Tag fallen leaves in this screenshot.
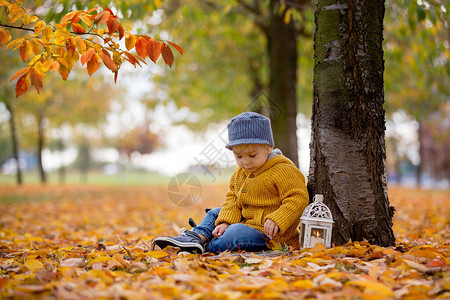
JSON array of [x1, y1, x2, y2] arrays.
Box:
[[0, 185, 448, 299]]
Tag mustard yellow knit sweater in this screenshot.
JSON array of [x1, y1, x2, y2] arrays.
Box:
[[215, 154, 309, 248]]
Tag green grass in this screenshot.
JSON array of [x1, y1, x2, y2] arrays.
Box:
[[0, 169, 234, 186], [0, 170, 170, 186]]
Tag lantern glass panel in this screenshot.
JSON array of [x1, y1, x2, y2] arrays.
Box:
[[309, 226, 326, 247], [300, 224, 306, 247]]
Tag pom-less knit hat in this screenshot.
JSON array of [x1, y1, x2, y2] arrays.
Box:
[[225, 112, 274, 149]]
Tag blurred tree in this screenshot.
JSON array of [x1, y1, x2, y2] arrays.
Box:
[[0, 47, 23, 184], [18, 71, 116, 183], [384, 1, 449, 187], [153, 0, 315, 166], [116, 124, 160, 159], [73, 137, 91, 183], [308, 0, 395, 246]]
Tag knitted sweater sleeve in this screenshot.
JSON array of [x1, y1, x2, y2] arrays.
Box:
[[263, 165, 309, 235], [215, 169, 242, 226]]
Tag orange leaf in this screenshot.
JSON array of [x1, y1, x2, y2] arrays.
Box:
[[147, 39, 162, 63], [106, 18, 119, 35], [161, 43, 174, 67], [15, 74, 29, 98], [50, 61, 60, 71], [94, 10, 110, 25], [135, 37, 148, 59], [71, 23, 86, 34], [124, 51, 140, 67], [80, 48, 95, 65], [19, 40, 32, 62], [87, 56, 100, 76], [0, 29, 12, 48], [100, 53, 117, 72], [62, 11, 79, 25], [58, 64, 69, 80], [166, 41, 183, 55], [30, 67, 43, 93], [11, 66, 30, 81]]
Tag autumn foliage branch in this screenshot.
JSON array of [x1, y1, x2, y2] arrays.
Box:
[[0, 0, 183, 97]]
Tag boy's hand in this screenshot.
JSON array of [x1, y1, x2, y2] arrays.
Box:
[[212, 223, 229, 238], [264, 219, 279, 238]]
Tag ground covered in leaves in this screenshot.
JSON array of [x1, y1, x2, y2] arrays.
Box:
[[0, 184, 449, 299]]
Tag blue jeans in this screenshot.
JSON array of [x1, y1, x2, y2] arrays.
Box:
[[192, 207, 270, 254]]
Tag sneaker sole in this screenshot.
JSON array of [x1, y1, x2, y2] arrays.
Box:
[[153, 237, 204, 254]]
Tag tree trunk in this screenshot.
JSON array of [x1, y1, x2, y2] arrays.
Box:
[[37, 115, 47, 184], [267, 0, 299, 166], [308, 0, 395, 246], [416, 120, 423, 188], [5, 101, 22, 185]]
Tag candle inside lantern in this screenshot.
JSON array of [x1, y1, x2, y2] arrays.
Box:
[[309, 228, 325, 247]]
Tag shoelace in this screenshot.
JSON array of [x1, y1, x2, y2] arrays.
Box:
[[179, 228, 202, 243]]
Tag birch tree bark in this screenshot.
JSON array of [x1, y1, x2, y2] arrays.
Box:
[[308, 0, 396, 246]]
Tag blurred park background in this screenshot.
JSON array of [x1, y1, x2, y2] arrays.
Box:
[[0, 0, 448, 189]]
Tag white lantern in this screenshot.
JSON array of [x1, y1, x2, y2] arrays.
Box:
[[299, 194, 334, 249]]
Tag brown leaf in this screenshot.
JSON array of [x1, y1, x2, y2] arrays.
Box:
[[106, 18, 119, 35], [161, 43, 174, 67]]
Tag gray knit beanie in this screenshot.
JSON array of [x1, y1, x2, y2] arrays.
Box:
[[225, 112, 275, 149]]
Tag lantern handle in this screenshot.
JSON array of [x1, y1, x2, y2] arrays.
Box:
[[313, 194, 324, 203]]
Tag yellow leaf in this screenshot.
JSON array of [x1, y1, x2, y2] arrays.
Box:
[[346, 280, 393, 297], [125, 33, 137, 51], [42, 25, 53, 43], [284, 9, 292, 24], [90, 256, 111, 264], [326, 246, 349, 255], [30, 38, 41, 55], [74, 36, 86, 53], [142, 250, 168, 259], [24, 259, 44, 272], [34, 21, 46, 35], [309, 243, 327, 253], [292, 279, 313, 289], [79, 14, 93, 27], [113, 253, 129, 268], [21, 13, 32, 25], [154, 0, 163, 8], [409, 249, 438, 260], [96, 28, 105, 37], [8, 3, 24, 23], [54, 28, 68, 45], [58, 246, 74, 251]]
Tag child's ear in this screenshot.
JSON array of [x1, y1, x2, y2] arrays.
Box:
[[267, 145, 274, 152]]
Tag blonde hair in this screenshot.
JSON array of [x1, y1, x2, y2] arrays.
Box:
[[231, 143, 272, 154]]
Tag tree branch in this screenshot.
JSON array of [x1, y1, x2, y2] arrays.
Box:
[[0, 23, 34, 32]]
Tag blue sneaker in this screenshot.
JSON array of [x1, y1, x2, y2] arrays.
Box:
[[153, 229, 205, 254]]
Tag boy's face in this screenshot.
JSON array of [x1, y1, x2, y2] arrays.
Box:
[[232, 144, 273, 173]]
